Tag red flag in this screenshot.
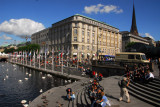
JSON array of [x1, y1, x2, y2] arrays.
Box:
[[61, 52, 63, 58]]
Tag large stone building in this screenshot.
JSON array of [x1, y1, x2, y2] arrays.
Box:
[[31, 14, 122, 60], [121, 3, 149, 52]]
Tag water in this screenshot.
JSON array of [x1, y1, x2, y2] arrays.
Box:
[[0, 62, 68, 107]]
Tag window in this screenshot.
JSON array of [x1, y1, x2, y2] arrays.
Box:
[[74, 29, 78, 35], [87, 46, 89, 50], [87, 32, 90, 36], [93, 46, 95, 51], [73, 45, 78, 49], [92, 39, 94, 44], [92, 33, 94, 37], [82, 37, 84, 42], [82, 31, 84, 35], [136, 55, 141, 60], [128, 55, 135, 59], [75, 23, 78, 27], [87, 39, 90, 43], [141, 55, 147, 60], [82, 45, 85, 50], [74, 37, 77, 41]]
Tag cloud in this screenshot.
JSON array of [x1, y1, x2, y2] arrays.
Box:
[[0, 18, 45, 38], [84, 4, 123, 14], [145, 33, 155, 40], [0, 34, 12, 40]]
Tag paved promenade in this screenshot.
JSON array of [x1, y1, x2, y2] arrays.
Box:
[[28, 75, 157, 107]]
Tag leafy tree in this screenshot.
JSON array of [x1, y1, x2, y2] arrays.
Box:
[[125, 42, 136, 48]]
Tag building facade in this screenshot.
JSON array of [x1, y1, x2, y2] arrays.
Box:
[[121, 3, 150, 52], [31, 14, 122, 60]]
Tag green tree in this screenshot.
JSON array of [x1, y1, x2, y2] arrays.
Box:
[[125, 42, 136, 48]]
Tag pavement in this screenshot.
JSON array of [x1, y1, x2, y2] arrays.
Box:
[[28, 75, 158, 107]]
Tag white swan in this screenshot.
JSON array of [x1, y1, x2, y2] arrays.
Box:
[[68, 79, 71, 83], [25, 78, 28, 80], [23, 104, 29, 107], [21, 100, 27, 104], [18, 80, 22, 82], [42, 76, 46, 79], [40, 89, 43, 93], [65, 80, 67, 83]]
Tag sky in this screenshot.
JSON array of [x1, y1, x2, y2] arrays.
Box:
[[0, 0, 160, 46]]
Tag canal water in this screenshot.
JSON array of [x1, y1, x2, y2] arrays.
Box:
[[0, 62, 69, 107]]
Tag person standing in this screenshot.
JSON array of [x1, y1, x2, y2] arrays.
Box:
[[119, 77, 130, 103]]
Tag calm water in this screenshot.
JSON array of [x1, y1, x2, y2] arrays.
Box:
[[0, 62, 68, 107]]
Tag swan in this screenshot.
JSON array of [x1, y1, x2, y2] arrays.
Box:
[[42, 76, 46, 79], [23, 104, 29, 107], [25, 78, 28, 80], [68, 79, 71, 83], [40, 89, 43, 93], [18, 80, 22, 82], [65, 80, 67, 83], [6, 75, 8, 78], [21, 100, 27, 104]]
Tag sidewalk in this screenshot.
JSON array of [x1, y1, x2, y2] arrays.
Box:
[[100, 76, 155, 107]]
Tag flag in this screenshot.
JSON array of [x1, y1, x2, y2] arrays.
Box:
[[61, 51, 63, 58], [36, 49, 38, 54], [29, 51, 31, 56]]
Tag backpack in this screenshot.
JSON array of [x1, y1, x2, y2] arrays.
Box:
[[118, 80, 122, 88]]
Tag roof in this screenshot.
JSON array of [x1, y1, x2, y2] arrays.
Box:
[[74, 14, 118, 30]]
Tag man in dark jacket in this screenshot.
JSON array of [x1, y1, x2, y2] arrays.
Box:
[[119, 77, 130, 103]]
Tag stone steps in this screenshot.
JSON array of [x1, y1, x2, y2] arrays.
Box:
[[128, 80, 160, 107], [130, 81, 160, 95]]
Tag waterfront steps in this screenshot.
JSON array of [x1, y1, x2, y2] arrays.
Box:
[[127, 78, 160, 107]]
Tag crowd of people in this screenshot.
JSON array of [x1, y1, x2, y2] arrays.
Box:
[[65, 74, 111, 107], [87, 78, 111, 107], [124, 64, 154, 83]]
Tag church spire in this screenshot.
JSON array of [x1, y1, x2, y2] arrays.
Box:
[[130, 1, 139, 36]]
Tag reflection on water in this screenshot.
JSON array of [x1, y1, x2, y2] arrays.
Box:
[[0, 62, 68, 107]]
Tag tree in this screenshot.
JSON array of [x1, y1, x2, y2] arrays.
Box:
[[125, 42, 136, 48]]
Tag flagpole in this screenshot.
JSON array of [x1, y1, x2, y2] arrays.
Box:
[[25, 51, 27, 65], [23, 51, 24, 64], [59, 53, 60, 66], [61, 49, 63, 74], [45, 50, 46, 70], [39, 52, 40, 69], [52, 49, 54, 72], [34, 51, 35, 68], [16, 52, 17, 63], [30, 51, 31, 66]]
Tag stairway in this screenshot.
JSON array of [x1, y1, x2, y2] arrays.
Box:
[[127, 78, 160, 107]]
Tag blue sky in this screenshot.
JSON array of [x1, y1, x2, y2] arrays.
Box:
[[0, 0, 160, 46]]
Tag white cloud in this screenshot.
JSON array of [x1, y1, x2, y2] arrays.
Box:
[[3, 34, 12, 40], [84, 4, 123, 14], [145, 33, 155, 40], [0, 34, 12, 40], [0, 18, 45, 38]]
